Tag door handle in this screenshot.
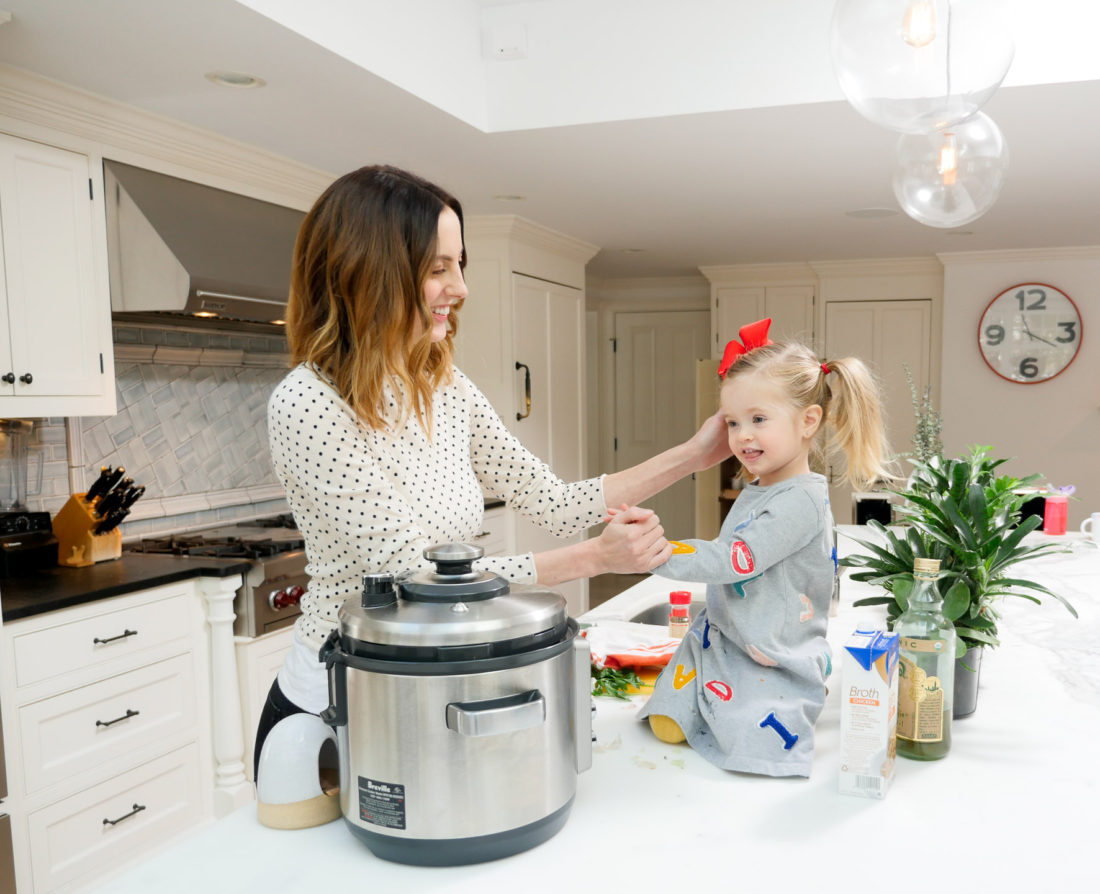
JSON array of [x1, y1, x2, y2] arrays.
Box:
[[103, 803, 146, 827], [515, 361, 531, 421]]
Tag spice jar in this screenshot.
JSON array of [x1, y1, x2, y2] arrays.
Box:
[[1043, 494, 1068, 535], [668, 590, 692, 638]]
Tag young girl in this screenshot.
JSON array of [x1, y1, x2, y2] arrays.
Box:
[[636, 318, 893, 777]]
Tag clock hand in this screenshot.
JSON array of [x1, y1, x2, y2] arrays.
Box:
[[1019, 314, 1058, 348]]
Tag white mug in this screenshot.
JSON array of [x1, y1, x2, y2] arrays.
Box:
[[1081, 512, 1100, 542]]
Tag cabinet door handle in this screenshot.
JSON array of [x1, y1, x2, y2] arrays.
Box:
[[96, 708, 140, 728], [18, 372, 32, 384], [103, 803, 146, 826], [1, 372, 13, 384], [515, 361, 531, 421], [93, 628, 138, 646]]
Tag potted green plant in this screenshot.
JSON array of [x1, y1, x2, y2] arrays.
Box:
[[841, 445, 1077, 717]]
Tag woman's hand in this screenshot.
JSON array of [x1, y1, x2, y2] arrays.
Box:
[[595, 504, 672, 574], [686, 410, 732, 472]]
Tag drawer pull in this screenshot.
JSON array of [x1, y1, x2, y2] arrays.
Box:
[[474, 530, 490, 539], [103, 803, 146, 827], [93, 628, 138, 646], [96, 708, 140, 729]]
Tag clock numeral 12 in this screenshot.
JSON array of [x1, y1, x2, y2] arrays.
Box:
[[1015, 288, 1046, 310]]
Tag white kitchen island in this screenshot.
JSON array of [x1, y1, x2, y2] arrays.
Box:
[[86, 530, 1099, 892]]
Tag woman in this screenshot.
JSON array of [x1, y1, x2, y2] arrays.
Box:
[[257, 164, 730, 776]]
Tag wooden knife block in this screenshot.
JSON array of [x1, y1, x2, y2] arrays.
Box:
[[52, 493, 122, 567]]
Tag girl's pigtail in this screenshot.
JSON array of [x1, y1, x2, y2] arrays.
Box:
[[824, 357, 896, 489]]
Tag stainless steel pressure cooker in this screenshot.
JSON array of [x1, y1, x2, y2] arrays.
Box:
[[319, 543, 592, 866]]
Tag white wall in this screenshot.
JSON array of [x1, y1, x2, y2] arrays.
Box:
[[939, 248, 1100, 529]]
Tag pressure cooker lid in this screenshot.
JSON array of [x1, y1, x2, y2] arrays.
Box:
[[337, 543, 569, 659]]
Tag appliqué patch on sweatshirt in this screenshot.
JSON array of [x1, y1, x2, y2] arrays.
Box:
[[730, 539, 755, 574], [746, 644, 779, 667], [670, 540, 696, 555]]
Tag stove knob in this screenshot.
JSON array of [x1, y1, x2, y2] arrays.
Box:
[[268, 589, 291, 610], [286, 585, 305, 605]]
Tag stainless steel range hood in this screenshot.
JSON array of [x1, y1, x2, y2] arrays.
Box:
[[104, 161, 305, 324]]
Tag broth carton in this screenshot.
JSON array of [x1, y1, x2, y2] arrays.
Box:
[[839, 628, 899, 799]]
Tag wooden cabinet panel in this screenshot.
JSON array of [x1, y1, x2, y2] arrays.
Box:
[[27, 744, 203, 893], [0, 133, 115, 415], [713, 284, 814, 356], [11, 590, 191, 691], [18, 654, 196, 795]]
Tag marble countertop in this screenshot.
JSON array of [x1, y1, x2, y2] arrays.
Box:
[[87, 529, 1098, 892]]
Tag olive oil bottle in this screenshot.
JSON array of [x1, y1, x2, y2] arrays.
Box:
[[896, 558, 956, 760]]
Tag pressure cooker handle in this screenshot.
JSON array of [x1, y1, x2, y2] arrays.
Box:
[[319, 629, 348, 727], [573, 635, 593, 773], [446, 690, 545, 737]]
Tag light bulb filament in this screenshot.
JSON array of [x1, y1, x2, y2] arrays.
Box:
[[937, 132, 958, 186], [902, 1, 937, 48]]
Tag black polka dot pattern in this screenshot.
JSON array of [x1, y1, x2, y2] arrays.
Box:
[[267, 364, 607, 649]]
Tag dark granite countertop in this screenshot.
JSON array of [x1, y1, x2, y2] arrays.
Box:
[[484, 498, 505, 510], [0, 554, 252, 622]]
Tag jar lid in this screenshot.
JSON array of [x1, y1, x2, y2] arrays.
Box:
[[669, 590, 692, 605], [913, 557, 941, 574], [337, 543, 568, 658]]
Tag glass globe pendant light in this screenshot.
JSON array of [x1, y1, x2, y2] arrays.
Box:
[[830, 0, 1014, 134], [892, 111, 1008, 227]]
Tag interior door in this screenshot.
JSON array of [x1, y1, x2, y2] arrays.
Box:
[[614, 310, 711, 540], [511, 273, 586, 614], [824, 299, 933, 522]]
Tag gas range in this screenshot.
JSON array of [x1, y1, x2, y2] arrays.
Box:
[[123, 514, 309, 637]]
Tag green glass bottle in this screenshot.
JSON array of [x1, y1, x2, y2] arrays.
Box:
[[895, 558, 956, 760]]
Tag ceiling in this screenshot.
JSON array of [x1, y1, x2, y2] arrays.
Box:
[[2, 0, 1099, 279]]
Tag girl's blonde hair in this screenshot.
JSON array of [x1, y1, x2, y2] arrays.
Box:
[[722, 341, 895, 489], [286, 165, 464, 432]]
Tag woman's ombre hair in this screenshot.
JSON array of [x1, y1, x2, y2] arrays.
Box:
[[286, 165, 465, 431]]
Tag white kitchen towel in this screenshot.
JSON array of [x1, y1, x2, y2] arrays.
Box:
[[582, 620, 680, 669]]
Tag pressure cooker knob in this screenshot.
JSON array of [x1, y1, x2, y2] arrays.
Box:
[[424, 542, 484, 577], [361, 572, 398, 609]]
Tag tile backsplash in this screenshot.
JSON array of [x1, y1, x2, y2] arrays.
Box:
[[11, 322, 293, 538]]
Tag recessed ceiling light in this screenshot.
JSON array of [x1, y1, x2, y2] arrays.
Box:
[[844, 207, 899, 219], [204, 71, 266, 89], [492, 194, 526, 201]]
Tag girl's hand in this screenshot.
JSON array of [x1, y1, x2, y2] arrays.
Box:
[[595, 504, 672, 574], [686, 410, 732, 471]]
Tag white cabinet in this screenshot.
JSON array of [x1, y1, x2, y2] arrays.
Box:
[[468, 503, 510, 558], [0, 584, 214, 893], [712, 284, 815, 357], [456, 216, 598, 616], [235, 626, 294, 782], [0, 132, 116, 417]]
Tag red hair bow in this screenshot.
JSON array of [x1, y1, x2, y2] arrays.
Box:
[[717, 318, 773, 378]]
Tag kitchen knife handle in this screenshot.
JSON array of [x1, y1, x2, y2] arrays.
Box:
[[84, 466, 113, 502]]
